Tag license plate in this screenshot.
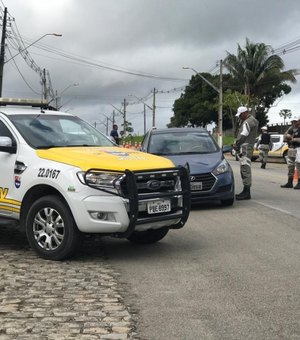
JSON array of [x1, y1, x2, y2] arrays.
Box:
[[147, 199, 171, 214], [191, 181, 202, 191]]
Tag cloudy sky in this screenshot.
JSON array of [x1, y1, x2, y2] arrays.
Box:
[[2, 0, 300, 135]]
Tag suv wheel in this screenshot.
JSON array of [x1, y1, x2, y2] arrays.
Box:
[[25, 195, 80, 260]]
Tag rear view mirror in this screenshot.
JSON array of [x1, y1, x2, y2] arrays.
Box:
[[0, 136, 17, 154]]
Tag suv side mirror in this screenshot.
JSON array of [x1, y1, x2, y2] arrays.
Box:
[[0, 136, 17, 154], [222, 144, 232, 154]]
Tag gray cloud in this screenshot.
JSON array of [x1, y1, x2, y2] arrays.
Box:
[[2, 0, 300, 133]]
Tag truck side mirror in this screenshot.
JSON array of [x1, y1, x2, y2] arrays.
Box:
[[0, 136, 17, 154]]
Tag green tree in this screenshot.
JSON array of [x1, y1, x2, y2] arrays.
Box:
[[170, 73, 220, 128], [224, 38, 298, 117], [222, 90, 249, 136], [121, 120, 134, 134], [279, 109, 292, 125]]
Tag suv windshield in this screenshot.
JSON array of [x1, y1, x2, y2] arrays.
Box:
[[10, 114, 115, 149], [149, 131, 219, 155]]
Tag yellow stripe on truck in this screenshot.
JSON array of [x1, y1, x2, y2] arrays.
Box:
[[0, 204, 20, 213]]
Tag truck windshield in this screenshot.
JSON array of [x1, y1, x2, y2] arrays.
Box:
[[9, 114, 115, 149]]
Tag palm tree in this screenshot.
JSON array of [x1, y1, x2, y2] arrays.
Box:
[[224, 38, 298, 116]]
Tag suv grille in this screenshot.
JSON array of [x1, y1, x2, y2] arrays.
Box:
[[190, 173, 216, 191]]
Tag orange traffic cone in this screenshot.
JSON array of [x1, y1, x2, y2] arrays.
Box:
[[293, 168, 299, 182]]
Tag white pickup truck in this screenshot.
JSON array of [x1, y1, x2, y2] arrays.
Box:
[[252, 134, 288, 162], [0, 98, 191, 260]]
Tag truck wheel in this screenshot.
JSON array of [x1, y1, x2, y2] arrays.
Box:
[[127, 227, 169, 244], [25, 195, 80, 260]]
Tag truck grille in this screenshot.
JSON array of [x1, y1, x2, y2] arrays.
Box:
[[120, 167, 190, 228], [120, 170, 179, 197], [84, 166, 190, 236]]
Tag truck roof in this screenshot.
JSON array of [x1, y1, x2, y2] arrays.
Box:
[[0, 106, 73, 116], [0, 97, 73, 116]]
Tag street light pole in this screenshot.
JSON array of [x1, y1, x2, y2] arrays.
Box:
[[0, 32, 62, 98], [218, 60, 223, 148], [4, 33, 62, 64], [183, 65, 223, 147], [129, 94, 153, 133], [56, 83, 79, 109]]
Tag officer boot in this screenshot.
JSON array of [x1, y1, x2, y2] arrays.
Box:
[[280, 177, 293, 188], [235, 186, 251, 200], [261, 162, 266, 169], [294, 180, 300, 190]]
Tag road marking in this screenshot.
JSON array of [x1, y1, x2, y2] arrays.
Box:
[[252, 200, 292, 215]]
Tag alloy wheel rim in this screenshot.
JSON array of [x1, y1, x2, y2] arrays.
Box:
[[33, 207, 65, 250]]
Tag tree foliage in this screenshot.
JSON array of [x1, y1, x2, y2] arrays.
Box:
[[224, 38, 298, 116], [279, 109, 292, 125], [170, 39, 298, 131], [169, 73, 219, 128]]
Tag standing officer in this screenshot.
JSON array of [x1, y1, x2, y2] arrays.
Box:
[[110, 124, 120, 145], [233, 106, 258, 200], [281, 115, 300, 189], [256, 126, 272, 169]]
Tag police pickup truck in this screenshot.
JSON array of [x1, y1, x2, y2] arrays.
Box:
[[0, 98, 190, 260]]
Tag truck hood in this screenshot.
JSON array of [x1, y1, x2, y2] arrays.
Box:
[[36, 146, 175, 171]]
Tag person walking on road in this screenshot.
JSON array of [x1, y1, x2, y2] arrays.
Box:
[[256, 126, 272, 169], [233, 106, 258, 200], [281, 115, 300, 189]]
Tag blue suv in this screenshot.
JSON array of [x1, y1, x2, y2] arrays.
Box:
[[141, 127, 234, 206]]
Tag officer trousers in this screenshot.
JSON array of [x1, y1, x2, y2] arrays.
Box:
[[238, 144, 254, 187], [258, 144, 269, 163]]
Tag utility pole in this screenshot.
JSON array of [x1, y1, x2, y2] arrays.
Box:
[[218, 59, 223, 148], [112, 110, 115, 125], [144, 104, 146, 134], [0, 7, 8, 97], [152, 88, 157, 127], [106, 116, 109, 135], [123, 98, 127, 137], [42, 68, 47, 100]]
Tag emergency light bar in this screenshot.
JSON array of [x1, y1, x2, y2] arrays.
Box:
[[0, 98, 49, 107]]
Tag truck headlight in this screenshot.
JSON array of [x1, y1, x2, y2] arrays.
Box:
[[77, 171, 124, 189], [212, 159, 229, 175]]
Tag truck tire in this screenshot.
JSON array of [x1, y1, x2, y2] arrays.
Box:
[[127, 227, 169, 244], [25, 195, 80, 260]]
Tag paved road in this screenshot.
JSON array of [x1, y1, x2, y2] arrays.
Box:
[[104, 159, 300, 340]]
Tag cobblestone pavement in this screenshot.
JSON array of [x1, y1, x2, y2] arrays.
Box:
[[0, 224, 139, 340]]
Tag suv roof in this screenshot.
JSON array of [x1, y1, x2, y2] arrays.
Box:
[[150, 127, 208, 134]]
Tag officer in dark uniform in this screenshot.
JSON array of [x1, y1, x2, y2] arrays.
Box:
[[256, 126, 272, 169]]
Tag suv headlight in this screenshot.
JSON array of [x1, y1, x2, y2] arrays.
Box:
[[212, 159, 229, 175], [77, 171, 124, 189]]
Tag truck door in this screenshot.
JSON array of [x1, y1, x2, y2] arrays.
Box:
[[0, 119, 18, 217]]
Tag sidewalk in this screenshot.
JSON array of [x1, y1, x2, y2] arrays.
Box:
[[0, 225, 139, 340]]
